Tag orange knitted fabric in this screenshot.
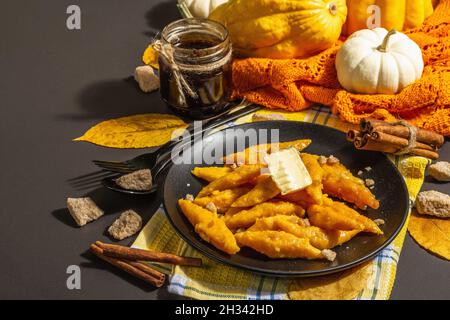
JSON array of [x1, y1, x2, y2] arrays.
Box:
[[232, 0, 450, 136]]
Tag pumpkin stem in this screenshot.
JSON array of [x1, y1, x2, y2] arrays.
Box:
[[328, 2, 338, 15], [378, 29, 397, 53]]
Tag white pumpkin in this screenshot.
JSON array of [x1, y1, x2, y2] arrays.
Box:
[[336, 28, 424, 95], [180, 0, 229, 19]]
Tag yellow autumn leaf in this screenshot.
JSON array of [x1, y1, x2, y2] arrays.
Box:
[[142, 45, 159, 69], [288, 262, 373, 300], [408, 212, 450, 260], [74, 114, 188, 149]]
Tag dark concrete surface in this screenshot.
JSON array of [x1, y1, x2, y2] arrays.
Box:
[[0, 0, 448, 299]]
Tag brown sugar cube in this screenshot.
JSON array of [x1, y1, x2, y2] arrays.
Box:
[[134, 65, 159, 93], [67, 197, 104, 227], [429, 162, 450, 182], [415, 190, 450, 218], [116, 169, 152, 191], [108, 210, 143, 240]]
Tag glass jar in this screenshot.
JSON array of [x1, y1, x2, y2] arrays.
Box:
[[158, 18, 232, 119]]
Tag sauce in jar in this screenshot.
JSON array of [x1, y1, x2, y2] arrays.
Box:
[[157, 19, 232, 119]]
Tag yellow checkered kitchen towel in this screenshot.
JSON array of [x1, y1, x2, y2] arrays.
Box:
[[132, 106, 429, 300]]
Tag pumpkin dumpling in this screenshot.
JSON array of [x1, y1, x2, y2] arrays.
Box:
[[335, 28, 424, 95], [209, 0, 348, 59]]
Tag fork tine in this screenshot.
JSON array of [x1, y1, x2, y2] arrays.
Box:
[[69, 172, 118, 187], [96, 166, 134, 174], [72, 183, 103, 192], [93, 161, 137, 171], [96, 167, 133, 174], [93, 162, 135, 174], [92, 160, 131, 168], [71, 180, 106, 188], [67, 170, 109, 182]]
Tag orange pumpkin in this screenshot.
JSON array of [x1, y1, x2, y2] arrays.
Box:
[[343, 0, 437, 36]]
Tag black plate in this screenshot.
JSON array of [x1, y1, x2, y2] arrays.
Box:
[[163, 121, 409, 277]]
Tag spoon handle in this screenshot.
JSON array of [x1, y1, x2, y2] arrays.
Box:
[[156, 102, 260, 159], [152, 103, 261, 177]]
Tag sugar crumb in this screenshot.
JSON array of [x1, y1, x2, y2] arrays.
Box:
[[327, 155, 340, 165], [205, 202, 218, 214], [322, 249, 337, 262], [318, 156, 328, 165]]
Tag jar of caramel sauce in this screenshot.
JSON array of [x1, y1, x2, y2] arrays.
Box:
[[158, 19, 232, 119]]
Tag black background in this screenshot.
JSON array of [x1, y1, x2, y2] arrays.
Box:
[[0, 0, 448, 299]]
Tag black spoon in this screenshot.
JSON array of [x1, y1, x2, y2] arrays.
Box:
[[102, 104, 261, 195]]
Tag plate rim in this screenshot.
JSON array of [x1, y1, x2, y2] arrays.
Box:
[[162, 121, 410, 277]]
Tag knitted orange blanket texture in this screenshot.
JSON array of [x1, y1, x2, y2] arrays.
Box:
[[232, 0, 450, 136]]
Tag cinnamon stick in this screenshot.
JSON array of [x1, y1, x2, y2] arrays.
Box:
[[95, 241, 202, 267], [370, 131, 436, 151], [90, 244, 165, 288], [354, 134, 369, 149], [361, 119, 444, 147], [354, 137, 439, 160], [126, 260, 166, 279], [347, 130, 360, 142]]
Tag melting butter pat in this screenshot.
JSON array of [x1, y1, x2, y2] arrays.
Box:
[[265, 148, 312, 195]]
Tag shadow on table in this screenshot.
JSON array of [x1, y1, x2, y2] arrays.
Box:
[[57, 77, 168, 121], [143, 0, 181, 38], [424, 174, 448, 184], [52, 208, 79, 228]]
